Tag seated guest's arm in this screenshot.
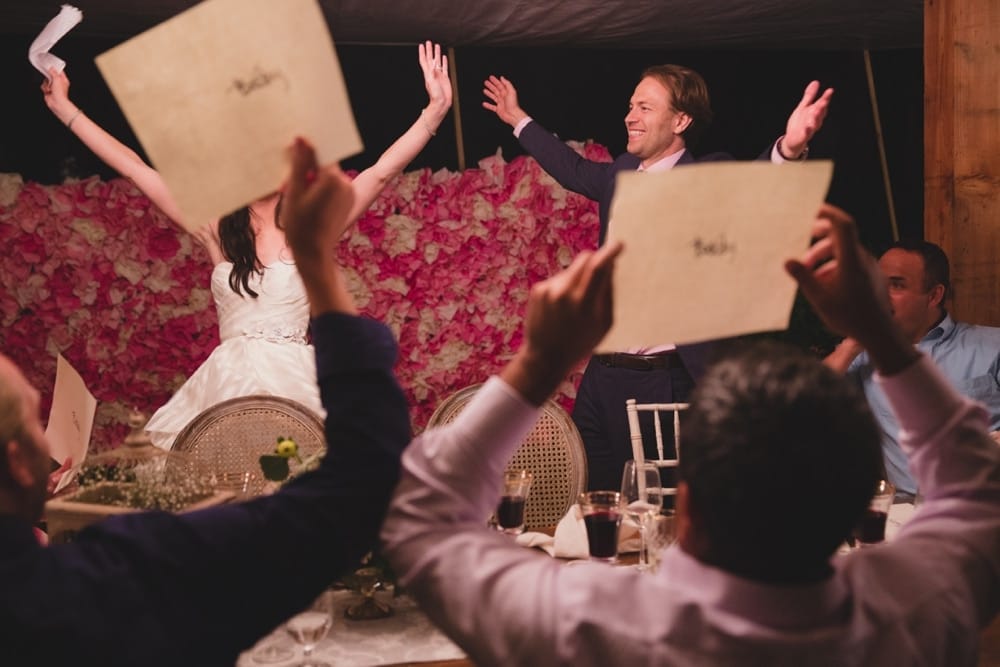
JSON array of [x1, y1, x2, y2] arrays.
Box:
[[822, 336, 863, 373], [788, 205, 1000, 627], [22, 139, 412, 666]]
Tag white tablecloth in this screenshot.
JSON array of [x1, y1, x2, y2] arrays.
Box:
[[237, 590, 465, 667]]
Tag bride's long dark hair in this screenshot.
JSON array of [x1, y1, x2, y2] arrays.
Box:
[[217, 196, 284, 298], [218, 206, 262, 298]]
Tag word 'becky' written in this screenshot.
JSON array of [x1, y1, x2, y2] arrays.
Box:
[[229, 65, 290, 97], [692, 235, 736, 258]]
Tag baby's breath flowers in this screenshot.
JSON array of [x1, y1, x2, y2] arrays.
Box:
[[72, 459, 213, 512]]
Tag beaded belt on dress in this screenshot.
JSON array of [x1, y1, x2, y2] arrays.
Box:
[[241, 326, 307, 344]]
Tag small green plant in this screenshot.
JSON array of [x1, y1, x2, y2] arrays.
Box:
[[258, 436, 302, 481]]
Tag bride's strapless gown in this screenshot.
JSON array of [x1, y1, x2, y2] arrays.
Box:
[[144, 261, 324, 449]]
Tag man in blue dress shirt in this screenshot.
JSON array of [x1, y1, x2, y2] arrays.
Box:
[[825, 239, 1000, 497], [0, 139, 411, 666]]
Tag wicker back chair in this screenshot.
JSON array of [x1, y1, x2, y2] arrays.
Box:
[[426, 384, 587, 530], [172, 395, 325, 497]]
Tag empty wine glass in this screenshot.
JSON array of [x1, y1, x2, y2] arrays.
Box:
[[285, 589, 335, 667], [251, 634, 296, 665], [621, 460, 664, 571]]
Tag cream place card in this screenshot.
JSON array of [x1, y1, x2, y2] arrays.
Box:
[[597, 161, 833, 351], [44, 354, 97, 493], [95, 0, 362, 231]]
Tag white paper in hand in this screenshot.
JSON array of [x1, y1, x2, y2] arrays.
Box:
[[95, 0, 362, 232], [29, 4, 83, 78], [598, 161, 833, 351], [44, 354, 97, 493]]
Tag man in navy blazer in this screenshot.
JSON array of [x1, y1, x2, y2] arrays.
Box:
[[484, 65, 832, 490], [0, 140, 411, 666]]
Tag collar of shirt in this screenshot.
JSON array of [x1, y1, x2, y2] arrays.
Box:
[[637, 149, 687, 173], [658, 546, 849, 631], [921, 312, 956, 344]]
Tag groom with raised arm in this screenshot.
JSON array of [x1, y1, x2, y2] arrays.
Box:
[[484, 67, 833, 490]]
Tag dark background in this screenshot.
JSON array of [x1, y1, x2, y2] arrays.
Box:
[[0, 29, 924, 353], [2, 35, 922, 254]]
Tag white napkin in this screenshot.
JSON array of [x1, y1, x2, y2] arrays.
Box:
[[886, 502, 915, 541], [516, 504, 640, 559], [29, 5, 83, 78]]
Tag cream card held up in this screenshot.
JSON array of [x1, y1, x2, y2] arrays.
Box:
[[44, 354, 97, 492], [598, 161, 833, 351], [95, 0, 362, 231]]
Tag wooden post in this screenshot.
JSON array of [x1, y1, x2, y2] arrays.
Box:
[[864, 50, 900, 242], [447, 47, 466, 172], [925, 0, 1000, 325]]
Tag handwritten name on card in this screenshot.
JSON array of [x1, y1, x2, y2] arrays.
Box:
[[599, 161, 833, 350]]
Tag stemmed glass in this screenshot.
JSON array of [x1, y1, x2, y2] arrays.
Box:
[[251, 637, 295, 665], [285, 589, 335, 667], [621, 460, 664, 571]]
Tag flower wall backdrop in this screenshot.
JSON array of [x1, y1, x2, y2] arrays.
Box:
[[0, 143, 609, 449]]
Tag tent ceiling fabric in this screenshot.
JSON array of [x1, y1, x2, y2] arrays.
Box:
[[3, 0, 921, 49]]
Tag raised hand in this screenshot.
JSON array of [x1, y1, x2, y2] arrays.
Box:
[[283, 138, 354, 263], [41, 67, 78, 124], [503, 241, 624, 405], [418, 41, 452, 123], [785, 205, 886, 338], [785, 205, 915, 374], [482, 75, 529, 128], [781, 81, 834, 158], [282, 137, 357, 315]]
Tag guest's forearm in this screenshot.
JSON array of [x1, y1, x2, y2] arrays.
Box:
[[298, 258, 357, 317]]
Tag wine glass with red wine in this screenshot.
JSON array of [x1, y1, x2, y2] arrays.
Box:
[[495, 469, 533, 535]]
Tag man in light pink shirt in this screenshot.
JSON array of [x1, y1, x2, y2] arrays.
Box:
[[382, 205, 1000, 665]]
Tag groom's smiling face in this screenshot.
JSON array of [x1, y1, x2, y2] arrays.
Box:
[[624, 77, 691, 166]]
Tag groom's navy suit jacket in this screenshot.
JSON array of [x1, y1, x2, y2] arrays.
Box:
[[518, 119, 775, 380]]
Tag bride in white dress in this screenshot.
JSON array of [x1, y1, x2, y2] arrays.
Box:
[[42, 42, 452, 448]]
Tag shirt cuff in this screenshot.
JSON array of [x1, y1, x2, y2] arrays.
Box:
[[770, 142, 786, 164], [513, 116, 534, 138], [771, 135, 809, 164]]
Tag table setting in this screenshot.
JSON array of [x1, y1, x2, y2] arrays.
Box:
[[511, 465, 916, 567], [237, 589, 467, 667], [511, 460, 669, 567]]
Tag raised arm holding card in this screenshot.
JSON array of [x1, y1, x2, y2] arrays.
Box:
[[0, 137, 412, 666], [381, 205, 1000, 665], [40, 42, 451, 449]]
